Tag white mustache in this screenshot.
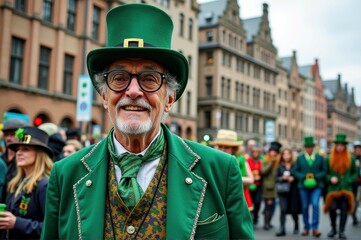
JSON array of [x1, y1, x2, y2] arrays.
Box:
[[116, 98, 152, 111]]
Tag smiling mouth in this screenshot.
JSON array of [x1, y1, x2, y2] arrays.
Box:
[[122, 105, 148, 111]]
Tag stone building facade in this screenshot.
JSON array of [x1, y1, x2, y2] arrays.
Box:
[[197, 0, 278, 143], [324, 74, 359, 147], [0, 0, 199, 139]]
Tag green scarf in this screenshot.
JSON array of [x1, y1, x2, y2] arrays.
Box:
[[107, 128, 164, 209]]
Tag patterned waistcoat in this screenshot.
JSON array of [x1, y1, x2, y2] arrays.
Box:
[[104, 150, 168, 239]]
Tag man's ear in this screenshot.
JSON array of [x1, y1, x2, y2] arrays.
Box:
[[164, 92, 176, 113], [102, 91, 108, 109]]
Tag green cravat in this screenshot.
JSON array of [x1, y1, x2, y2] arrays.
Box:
[[107, 128, 165, 209]]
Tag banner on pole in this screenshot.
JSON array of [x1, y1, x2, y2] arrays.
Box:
[[76, 75, 93, 122]]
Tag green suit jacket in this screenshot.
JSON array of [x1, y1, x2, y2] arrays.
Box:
[[292, 153, 327, 189], [41, 125, 254, 240]]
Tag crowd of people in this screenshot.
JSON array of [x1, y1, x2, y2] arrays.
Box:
[[211, 128, 361, 239], [0, 119, 84, 238], [0, 3, 360, 239]]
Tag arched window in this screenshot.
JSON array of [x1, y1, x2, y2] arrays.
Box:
[[188, 18, 193, 40], [179, 13, 184, 37]]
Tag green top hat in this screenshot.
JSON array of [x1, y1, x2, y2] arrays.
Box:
[[333, 133, 348, 144], [303, 136, 316, 147], [87, 4, 189, 101]]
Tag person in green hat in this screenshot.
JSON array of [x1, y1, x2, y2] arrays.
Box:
[[292, 136, 327, 237], [324, 133, 358, 239], [41, 4, 254, 240]]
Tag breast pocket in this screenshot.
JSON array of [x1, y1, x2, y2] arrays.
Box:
[[194, 214, 227, 239]]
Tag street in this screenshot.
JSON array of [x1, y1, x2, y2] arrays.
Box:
[[254, 201, 361, 239]]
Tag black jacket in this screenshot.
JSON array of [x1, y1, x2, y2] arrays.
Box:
[[3, 178, 48, 239]]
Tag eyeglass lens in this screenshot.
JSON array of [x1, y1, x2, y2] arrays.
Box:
[[106, 70, 164, 92]]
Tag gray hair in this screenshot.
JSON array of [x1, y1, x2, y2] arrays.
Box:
[[94, 70, 179, 99]]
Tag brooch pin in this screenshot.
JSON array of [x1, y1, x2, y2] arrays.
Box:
[[19, 195, 30, 216]]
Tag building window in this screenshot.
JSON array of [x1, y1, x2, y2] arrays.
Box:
[[186, 91, 191, 115], [206, 31, 213, 42], [245, 115, 249, 132], [227, 79, 231, 100], [235, 82, 239, 102], [221, 77, 225, 98], [14, 0, 26, 12], [229, 33, 233, 46], [179, 13, 184, 37], [240, 83, 244, 104], [204, 111, 211, 128], [188, 18, 193, 41], [92, 6, 101, 40], [253, 66, 260, 79], [246, 63, 250, 76], [227, 54, 232, 68], [38, 46, 51, 90], [246, 85, 250, 105], [67, 0, 77, 31], [235, 113, 242, 131], [9, 37, 25, 84], [206, 51, 214, 64], [205, 76, 213, 96], [63, 54, 74, 95], [43, 0, 53, 22], [221, 110, 229, 129], [188, 56, 192, 78], [253, 117, 259, 133]]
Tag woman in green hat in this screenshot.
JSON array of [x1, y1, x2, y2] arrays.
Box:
[[324, 133, 358, 239]]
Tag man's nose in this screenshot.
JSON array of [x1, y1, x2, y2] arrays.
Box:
[[125, 77, 144, 97]]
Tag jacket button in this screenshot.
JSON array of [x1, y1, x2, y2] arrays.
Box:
[[185, 177, 193, 185], [127, 225, 135, 234], [85, 180, 92, 187]]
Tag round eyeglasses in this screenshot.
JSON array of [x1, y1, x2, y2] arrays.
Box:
[[103, 70, 166, 93]]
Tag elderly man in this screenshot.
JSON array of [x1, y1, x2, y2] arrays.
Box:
[[41, 4, 253, 240]]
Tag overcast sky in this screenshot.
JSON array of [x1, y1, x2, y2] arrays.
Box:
[[199, 0, 361, 105]]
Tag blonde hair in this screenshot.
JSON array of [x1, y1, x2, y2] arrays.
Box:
[[65, 139, 83, 151], [8, 148, 53, 194]]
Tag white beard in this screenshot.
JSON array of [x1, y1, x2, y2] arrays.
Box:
[[115, 115, 152, 134]]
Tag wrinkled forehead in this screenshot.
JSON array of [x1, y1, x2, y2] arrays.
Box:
[[108, 58, 166, 71]]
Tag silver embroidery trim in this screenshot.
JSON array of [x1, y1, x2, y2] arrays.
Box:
[[177, 136, 201, 171], [74, 142, 100, 239], [178, 136, 207, 240], [80, 142, 100, 172], [190, 176, 207, 240]]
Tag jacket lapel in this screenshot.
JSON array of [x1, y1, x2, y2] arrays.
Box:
[[163, 126, 207, 240], [73, 139, 109, 239]]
